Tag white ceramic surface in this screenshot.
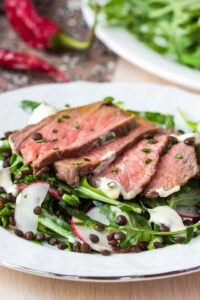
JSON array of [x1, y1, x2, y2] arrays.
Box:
[[0, 82, 200, 282], [82, 0, 200, 91]]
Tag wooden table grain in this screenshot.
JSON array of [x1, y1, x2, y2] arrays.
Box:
[[0, 57, 200, 299]]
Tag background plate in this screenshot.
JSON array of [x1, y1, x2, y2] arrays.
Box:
[[0, 82, 200, 282], [82, 0, 200, 91]]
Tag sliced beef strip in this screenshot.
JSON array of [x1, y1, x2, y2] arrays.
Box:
[[144, 142, 199, 198], [54, 119, 158, 186], [91, 134, 169, 200], [10, 101, 105, 153], [10, 100, 136, 171]]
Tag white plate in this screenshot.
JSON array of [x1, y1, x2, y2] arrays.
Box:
[[1, 82, 200, 282], [82, 1, 200, 91]]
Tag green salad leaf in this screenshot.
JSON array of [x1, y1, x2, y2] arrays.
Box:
[[75, 176, 142, 214], [95, 0, 200, 71], [20, 100, 41, 113]]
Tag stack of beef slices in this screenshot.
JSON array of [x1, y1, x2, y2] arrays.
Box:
[[10, 100, 199, 200]]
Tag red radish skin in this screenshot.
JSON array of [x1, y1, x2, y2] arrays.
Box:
[[17, 182, 61, 200], [71, 217, 85, 242]]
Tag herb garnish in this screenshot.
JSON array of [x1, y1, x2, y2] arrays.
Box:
[[83, 157, 91, 161], [145, 158, 153, 164], [62, 114, 70, 119], [57, 117, 62, 123], [72, 161, 83, 165], [73, 121, 80, 129], [176, 153, 183, 159], [111, 167, 119, 173], [147, 138, 157, 145], [52, 129, 58, 134], [142, 147, 151, 154]]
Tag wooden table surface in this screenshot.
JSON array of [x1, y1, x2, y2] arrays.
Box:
[[0, 57, 200, 299]]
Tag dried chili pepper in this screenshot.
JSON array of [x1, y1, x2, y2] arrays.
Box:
[[4, 0, 98, 51], [0, 49, 68, 82]]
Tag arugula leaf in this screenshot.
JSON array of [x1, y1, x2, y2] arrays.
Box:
[[20, 100, 41, 113], [9, 154, 23, 174], [131, 110, 175, 128], [168, 186, 200, 209], [0, 140, 11, 151], [39, 209, 77, 242], [177, 109, 198, 132], [97, 0, 200, 71], [75, 176, 142, 214]]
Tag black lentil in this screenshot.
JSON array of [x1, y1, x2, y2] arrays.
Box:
[[72, 241, 81, 252], [106, 232, 115, 241], [154, 242, 163, 249], [174, 236, 185, 243], [48, 237, 58, 245], [5, 193, 16, 203], [108, 240, 118, 247], [80, 243, 91, 253], [139, 241, 148, 251], [33, 206, 42, 215], [113, 232, 126, 241], [94, 224, 105, 232], [3, 159, 10, 168], [131, 245, 141, 253], [25, 231, 35, 240], [32, 132, 43, 141], [2, 151, 12, 159], [57, 243, 67, 250], [159, 224, 170, 232], [14, 228, 24, 238], [116, 215, 128, 226], [100, 249, 111, 256], [184, 137, 195, 146], [89, 234, 99, 243], [183, 219, 194, 226], [35, 232, 45, 241], [168, 136, 178, 145], [0, 187, 5, 193], [178, 130, 185, 134]]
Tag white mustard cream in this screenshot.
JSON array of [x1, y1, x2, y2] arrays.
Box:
[[28, 103, 58, 125], [98, 176, 142, 200], [98, 177, 121, 199], [155, 186, 180, 198], [0, 161, 18, 195], [170, 133, 200, 144], [148, 205, 185, 232]]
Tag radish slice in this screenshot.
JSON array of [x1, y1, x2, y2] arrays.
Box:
[[17, 182, 61, 200], [15, 182, 49, 234], [71, 206, 130, 252], [176, 206, 200, 220]]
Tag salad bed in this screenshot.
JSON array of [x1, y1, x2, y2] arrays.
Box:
[[0, 99, 200, 255]]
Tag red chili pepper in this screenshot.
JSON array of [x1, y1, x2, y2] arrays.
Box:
[[4, 0, 98, 51], [0, 49, 69, 82]]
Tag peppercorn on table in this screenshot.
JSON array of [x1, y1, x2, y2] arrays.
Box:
[[0, 58, 200, 300]]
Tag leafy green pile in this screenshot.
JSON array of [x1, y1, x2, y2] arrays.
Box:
[[95, 0, 200, 70]]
